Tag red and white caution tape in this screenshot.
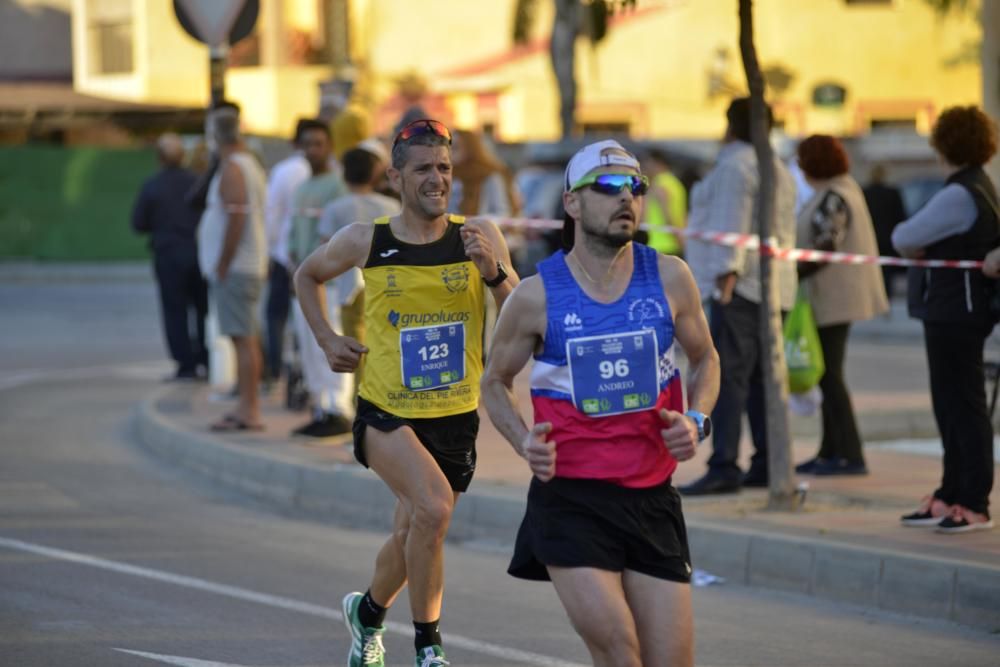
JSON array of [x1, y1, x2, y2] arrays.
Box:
[[490, 218, 985, 270], [220, 206, 985, 269]]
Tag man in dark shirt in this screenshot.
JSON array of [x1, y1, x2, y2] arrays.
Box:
[[862, 164, 907, 299], [132, 133, 208, 380]]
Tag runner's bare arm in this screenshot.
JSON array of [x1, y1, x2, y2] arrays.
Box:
[[481, 277, 556, 479], [462, 217, 520, 310], [293, 222, 373, 372], [660, 254, 720, 417], [655, 255, 720, 460]]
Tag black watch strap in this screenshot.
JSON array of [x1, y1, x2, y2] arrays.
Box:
[[483, 262, 508, 287]]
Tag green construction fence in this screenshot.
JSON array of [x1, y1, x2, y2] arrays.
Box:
[[0, 146, 159, 260]]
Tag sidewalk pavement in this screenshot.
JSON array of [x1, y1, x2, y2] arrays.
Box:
[[135, 354, 1000, 633]]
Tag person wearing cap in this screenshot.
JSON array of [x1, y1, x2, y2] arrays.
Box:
[[131, 133, 208, 381], [294, 119, 518, 667], [481, 139, 719, 667]]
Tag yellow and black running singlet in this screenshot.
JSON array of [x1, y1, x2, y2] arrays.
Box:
[[358, 215, 486, 418]]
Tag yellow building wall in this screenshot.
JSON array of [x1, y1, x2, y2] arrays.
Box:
[[137, 0, 210, 106], [72, 0, 333, 135], [71, 0, 982, 140], [360, 0, 981, 141], [73, 0, 210, 107], [227, 65, 333, 139]]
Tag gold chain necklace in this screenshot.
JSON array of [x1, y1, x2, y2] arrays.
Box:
[[568, 247, 627, 285]]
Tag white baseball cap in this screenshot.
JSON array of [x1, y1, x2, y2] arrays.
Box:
[[564, 139, 641, 191], [357, 137, 390, 165]]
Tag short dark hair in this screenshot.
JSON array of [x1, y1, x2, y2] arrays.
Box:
[[213, 99, 241, 114], [931, 105, 998, 167], [391, 132, 450, 169], [298, 118, 331, 140], [211, 103, 241, 146], [342, 147, 380, 186], [646, 148, 671, 167], [797, 135, 850, 180], [562, 213, 576, 250], [726, 96, 774, 143], [292, 118, 311, 144]]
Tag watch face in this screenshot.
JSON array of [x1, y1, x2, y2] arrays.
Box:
[[703, 416, 712, 438]]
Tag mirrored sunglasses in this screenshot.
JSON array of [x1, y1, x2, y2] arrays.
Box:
[[571, 173, 649, 196], [392, 119, 452, 148]]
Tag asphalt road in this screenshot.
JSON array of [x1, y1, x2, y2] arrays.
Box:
[[1, 277, 998, 667]]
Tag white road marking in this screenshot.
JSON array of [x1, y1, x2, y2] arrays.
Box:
[[0, 361, 169, 391], [0, 537, 585, 667], [114, 649, 258, 667], [873, 437, 1000, 462]]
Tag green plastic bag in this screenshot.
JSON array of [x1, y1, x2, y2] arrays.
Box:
[[784, 290, 825, 394]]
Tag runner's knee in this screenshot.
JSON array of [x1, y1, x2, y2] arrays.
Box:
[[409, 493, 454, 540], [576, 626, 641, 667]]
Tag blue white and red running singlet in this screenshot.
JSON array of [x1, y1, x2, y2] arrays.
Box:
[[530, 243, 683, 487]]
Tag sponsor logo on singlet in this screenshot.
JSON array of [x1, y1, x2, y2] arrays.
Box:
[[386, 309, 471, 329], [441, 265, 470, 293], [627, 297, 666, 326], [563, 312, 583, 331]]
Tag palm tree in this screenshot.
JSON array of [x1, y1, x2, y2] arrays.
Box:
[[513, 0, 636, 138]]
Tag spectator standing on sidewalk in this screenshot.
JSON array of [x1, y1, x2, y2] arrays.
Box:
[[198, 102, 269, 432], [894, 105, 999, 533], [450, 129, 520, 218], [131, 133, 208, 381], [792, 135, 888, 477], [262, 119, 311, 387], [286, 120, 352, 438], [680, 97, 798, 495], [863, 164, 908, 300], [482, 139, 719, 667], [317, 141, 401, 384], [294, 118, 517, 666], [450, 128, 522, 348]]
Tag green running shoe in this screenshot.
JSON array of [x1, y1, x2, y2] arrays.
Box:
[[415, 645, 449, 667], [342, 592, 386, 667]]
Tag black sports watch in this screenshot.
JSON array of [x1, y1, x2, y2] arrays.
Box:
[[684, 410, 712, 442], [483, 261, 508, 288]]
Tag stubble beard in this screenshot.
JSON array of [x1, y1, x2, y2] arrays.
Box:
[[579, 216, 635, 255]]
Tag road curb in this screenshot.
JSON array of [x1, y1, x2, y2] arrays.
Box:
[[134, 390, 1000, 632], [0, 261, 152, 283]]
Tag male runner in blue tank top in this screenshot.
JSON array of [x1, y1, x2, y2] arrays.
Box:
[[482, 140, 720, 667]]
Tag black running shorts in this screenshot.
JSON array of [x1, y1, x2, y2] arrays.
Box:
[[509, 476, 692, 583], [352, 396, 479, 492]]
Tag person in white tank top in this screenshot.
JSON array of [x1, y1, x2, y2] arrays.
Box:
[[197, 102, 268, 432]]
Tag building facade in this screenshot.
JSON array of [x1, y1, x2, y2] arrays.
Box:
[[69, 0, 982, 141]]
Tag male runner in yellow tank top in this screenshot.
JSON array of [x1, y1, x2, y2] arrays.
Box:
[[294, 119, 517, 667]]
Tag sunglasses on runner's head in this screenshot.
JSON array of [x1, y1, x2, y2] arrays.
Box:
[[392, 119, 452, 148], [571, 173, 649, 196]]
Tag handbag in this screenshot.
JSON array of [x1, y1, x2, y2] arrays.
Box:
[[784, 289, 825, 394]]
